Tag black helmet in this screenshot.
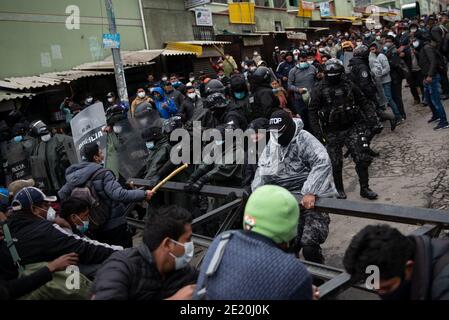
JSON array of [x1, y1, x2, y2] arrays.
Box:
[[248, 118, 269, 131], [251, 66, 271, 85], [105, 105, 126, 126], [205, 79, 225, 96], [141, 126, 163, 142], [353, 44, 369, 59], [203, 92, 229, 110], [29, 120, 49, 137], [324, 58, 345, 84]]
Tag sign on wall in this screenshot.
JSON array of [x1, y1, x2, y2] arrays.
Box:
[[102, 33, 120, 49], [195, 7, 213, 26], [185, 0, 211, 9], [302, 1, 315, 10], [319, 2, 331, 17]]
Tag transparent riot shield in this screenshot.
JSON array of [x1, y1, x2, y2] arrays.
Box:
[[6, 141, 32, 181], [114, 118, 149, 180], [70, 102, 107, 161]]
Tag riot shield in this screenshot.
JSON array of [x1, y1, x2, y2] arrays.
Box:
[[70, 102, 107, 162], [6, 141, 32, 181], [114, 118, 149, 180]]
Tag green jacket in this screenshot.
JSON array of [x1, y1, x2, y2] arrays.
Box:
[[144, 137, 172, 180]]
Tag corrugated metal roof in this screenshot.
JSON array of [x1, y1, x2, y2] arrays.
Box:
[[176, 41, 232, 46], [0, 70, 114, 90], [0, 90, 35, 102], [161, 49, 197, 56], [74, 50, 162, 71]]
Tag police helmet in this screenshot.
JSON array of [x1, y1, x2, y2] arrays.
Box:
[[251, 66, 271, 85], [324, 59, 345, 83], [205, 79, 226, 96], [29, 120, 49, 137]]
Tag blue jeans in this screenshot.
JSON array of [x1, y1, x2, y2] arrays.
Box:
[[424, 74, 448, 126], [382, 82, 402, 120]]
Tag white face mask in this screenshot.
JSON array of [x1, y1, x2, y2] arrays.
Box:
[[249, 66, 257, 72], [107, 97, 114, 103], [187, 93, 196, 99], [41, 134, 51, 142], [137, 92, 146, 99], [113, 125, 122, 134], [376, 35, 381, 40], [86, 97, 93, 104], [146, 141, 155, 150], [413, 40, 420, 48], [189, 77, 195, 82], [46, 206, 56, 222], [161, 77, 168, 82], [410, 28, 417, 33], [169, 239, 194, 270], [356, 42, 363, 46], [307, 60, 314, 65]]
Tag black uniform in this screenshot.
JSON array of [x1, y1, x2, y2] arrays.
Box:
[[309, 76, 379, 199]]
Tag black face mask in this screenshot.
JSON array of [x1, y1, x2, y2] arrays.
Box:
[[379, 279, 411, 300], [277, 119, 296, 147]]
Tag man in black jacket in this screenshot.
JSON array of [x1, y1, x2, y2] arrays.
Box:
[[416, 31, 449, 130], [0, 187, 120, 281], [251, 67, 281, 120], [344, 224, 449, 300], [91, 205, 198, 300]]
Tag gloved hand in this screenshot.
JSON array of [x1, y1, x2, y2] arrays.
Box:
[[190, 178, 206, 193], [184, 179, 195, 192]]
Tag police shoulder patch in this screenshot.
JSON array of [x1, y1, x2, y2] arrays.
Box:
[[361, 71, 368, 78]]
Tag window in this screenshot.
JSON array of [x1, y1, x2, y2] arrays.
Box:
[[275, 21, 283, 31], [289, 0, 298, 6], [255, 0, 270, 6], [273, 0, 287, 8], [193, 26, 215, 41]]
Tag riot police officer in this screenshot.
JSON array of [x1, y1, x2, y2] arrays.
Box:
[[309, 59, 380, 200], [251, 66, 281, 120]]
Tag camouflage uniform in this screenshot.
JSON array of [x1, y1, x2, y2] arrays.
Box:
[[252, 118, 337, 263], [309, 77, 379, 195]]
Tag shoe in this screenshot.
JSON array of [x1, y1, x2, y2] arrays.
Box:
[[428, 117, 440, 123], [337, 190, 347, 199], [367, 148, 380, 157], [396, 118, 405, 126], [360, 187, 378, 200], [390, 118, 397, 131], [434, 123, 449, 130]]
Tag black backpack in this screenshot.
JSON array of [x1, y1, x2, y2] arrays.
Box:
[[70, 169, 110, 230]]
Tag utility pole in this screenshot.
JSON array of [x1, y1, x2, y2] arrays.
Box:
[[104, 0, 129, 105]]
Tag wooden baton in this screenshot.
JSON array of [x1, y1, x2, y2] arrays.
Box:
[[151, 163, 189, 193]]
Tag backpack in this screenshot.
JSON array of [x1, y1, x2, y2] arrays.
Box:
[[70, 169, 110, 230]]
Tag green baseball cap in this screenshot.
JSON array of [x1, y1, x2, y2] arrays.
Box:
[[243, 185, 299, 244]]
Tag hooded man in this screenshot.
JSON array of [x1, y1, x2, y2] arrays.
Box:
[[151, 87, 178, 120], [252, 110, 336, 263], [230, 74, 252, 122], [251, 67, 281, 121], [276, 51, 296, 90]]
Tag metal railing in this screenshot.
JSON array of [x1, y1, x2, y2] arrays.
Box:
[[126, 179, 449, 299]]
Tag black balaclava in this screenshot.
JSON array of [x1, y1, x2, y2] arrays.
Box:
[[268, 110, 296, 147]]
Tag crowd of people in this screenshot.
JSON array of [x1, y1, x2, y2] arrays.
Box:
[[1, 13, 449, 300]]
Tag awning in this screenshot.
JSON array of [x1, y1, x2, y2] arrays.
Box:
[[174, 41, 232, 46], [285, 27, 330, 32], [74, 50, 161, 71], [0, 70, 113, 90], [0, 90, 35, 102], [161, 49, 197, 56]]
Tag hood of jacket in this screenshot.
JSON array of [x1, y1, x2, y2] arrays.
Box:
[[64, 161, 104, 188], [152, 87, 167, 102]]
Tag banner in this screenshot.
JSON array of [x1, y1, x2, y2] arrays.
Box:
[[195, 7, 213, 26], [70, 102, 107, 162], [319, 2, 331, 17], [302, 1, 315, 10]]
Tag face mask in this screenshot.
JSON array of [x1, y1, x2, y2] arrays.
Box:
[[137, 92, 146, 99], [218, 75, 225, 79], [86, 97, 93, 104], [189, 77, 195, 82], [272, 88, 280, 93], [139, 118, 149, 127], [13, 135, 23, 143], [75, 216, 89, 234], [344, 33, 349, 37], [187, 93, 196, 99], [376, 35, 381, 40], [113, 125, 122, 134], [107, 97, 114, 103], [161, 77, 168, 82], [356, 42, 363, 46], [419, 24, 425, 28], [169, 239, 194, 270], [379, 279, 411, 300], [298, 62, 309, 69], [307, 60, 314, 65], [234, 92, 246, 100], [410, 28, 417, 33], [41, 134, 51, 142], [249, 66, 257, 72], [413, 40, 420, 48], [365, 33, 371, 38], [46, 206, 56, 222], [146, 141, 155, 150]]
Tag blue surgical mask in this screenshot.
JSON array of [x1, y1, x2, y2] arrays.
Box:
[[234, 92, 246, 100], [169, 239, 194, 270], [13, 135, 23, 143], [75, 217, 90, 234], [146, 141, 155, 150], [298, 62, 309, 69], [272, 88, 280, 93]]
